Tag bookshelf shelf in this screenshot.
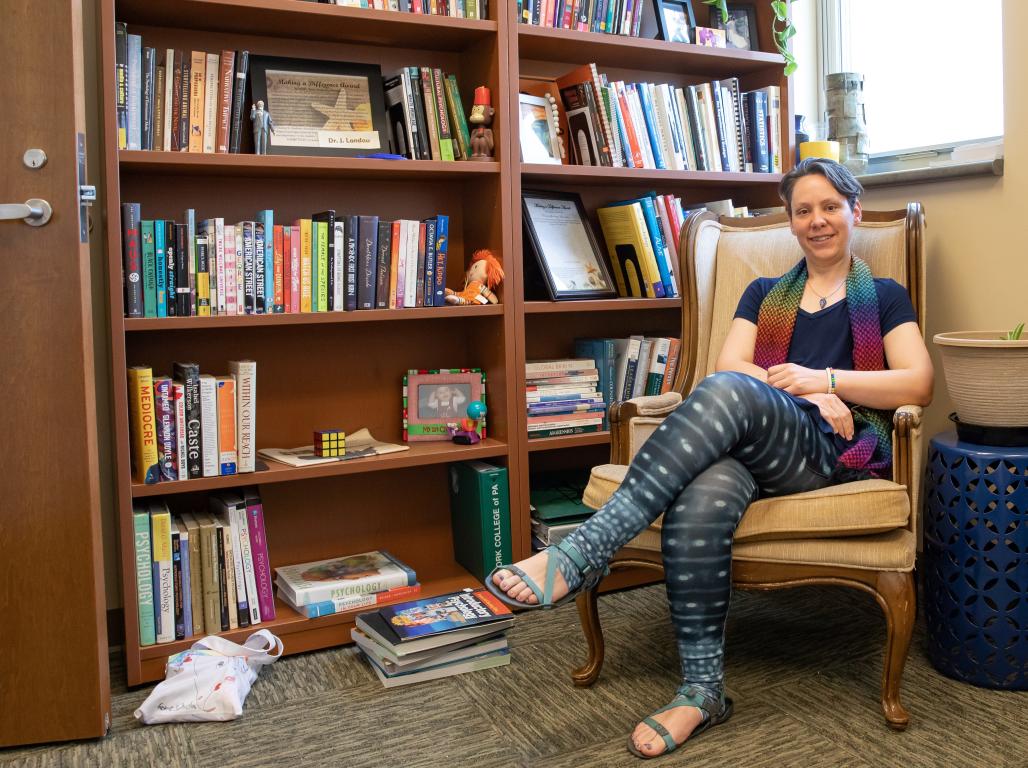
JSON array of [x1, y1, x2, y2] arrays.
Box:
[[521, 163, 783, 189], [119, 151, 501, 180], [517, 25, 785, 74], [524, 298, 680, 314], [124, 304, 503, 331], [116, 0, 497, 50], [130, 438, 510, 497], [527, 431, 611, 452]]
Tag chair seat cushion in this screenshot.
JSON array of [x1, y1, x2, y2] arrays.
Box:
[[583, 464, 910, 543]]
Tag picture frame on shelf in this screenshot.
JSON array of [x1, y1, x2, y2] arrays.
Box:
[[707, 3, 758, 50], [652, 0, 696, 44], [248, 55, 388, 157], [518, 93, 561, 165], [403, 368, 486, 442], [522, 190, 618, 301]]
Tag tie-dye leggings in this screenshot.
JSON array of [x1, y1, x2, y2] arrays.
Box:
[[560, 371, 841, 701]]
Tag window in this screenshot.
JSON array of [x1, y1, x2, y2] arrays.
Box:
[[817, 0, 1003, 158]]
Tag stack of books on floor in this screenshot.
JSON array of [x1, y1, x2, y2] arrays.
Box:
[[275, 550, 420, 618], [525, 358, 606, 438], [352, 588, 514, 687], [530, 470, 594, 551]]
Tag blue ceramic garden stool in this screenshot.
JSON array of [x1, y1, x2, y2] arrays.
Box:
[[923, 432, 1028, 689]]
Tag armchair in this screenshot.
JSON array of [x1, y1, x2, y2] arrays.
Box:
[[573, 205, 926, 730]]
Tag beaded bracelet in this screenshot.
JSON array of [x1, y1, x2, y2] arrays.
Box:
[[826, 367, 837, 395]]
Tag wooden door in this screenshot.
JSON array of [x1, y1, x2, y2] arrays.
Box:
[[0, 0, 110, 746]]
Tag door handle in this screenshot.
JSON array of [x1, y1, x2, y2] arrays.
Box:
[[0, 198, 53, 226]]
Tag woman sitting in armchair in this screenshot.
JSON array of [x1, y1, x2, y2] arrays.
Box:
[[488, 158, 934, 759]]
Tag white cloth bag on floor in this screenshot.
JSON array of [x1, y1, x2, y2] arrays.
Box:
[[134, 629, 283, 724]]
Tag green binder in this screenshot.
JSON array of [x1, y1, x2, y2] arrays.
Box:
[[449, 461, 512, 581]]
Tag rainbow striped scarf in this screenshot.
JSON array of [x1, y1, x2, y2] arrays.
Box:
[[753, 256, 893, 478]]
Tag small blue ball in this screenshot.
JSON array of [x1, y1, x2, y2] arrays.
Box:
[[467, 401, 487, 419]]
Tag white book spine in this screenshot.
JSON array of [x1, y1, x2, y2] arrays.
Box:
[[199, 374, 219, 477], [127, 34, 142, 150], [222, 510, 248, 622], [162, 48, 175, 151], [215, 218, 226, 315], [333, 220, 345, 311], [173, 382, 188, 480], [235, 227, 245, 312], [223, 224, 237, 315], [230, 360, 256, 472], [675, 88, 697, 171], [403, 220, 418, 308], [233, 503, 262, 624], [202, 53, 219, 153], [698, 84, 723, 172]]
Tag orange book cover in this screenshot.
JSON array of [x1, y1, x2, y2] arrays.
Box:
[[388, 220, 401, 309], [216, 376, 237, 475], [614, 81, 644, 168], [660, 338, 682, 394], [273, 224, 284, 313], [188, 51, 206, 153]]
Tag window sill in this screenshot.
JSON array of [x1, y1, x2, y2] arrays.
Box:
[[857, 158, 1003, 189]]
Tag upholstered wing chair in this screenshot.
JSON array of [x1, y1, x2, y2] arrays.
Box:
[[573, 205, 926, 730]]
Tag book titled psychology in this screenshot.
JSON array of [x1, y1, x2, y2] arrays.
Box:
[[274, 550, 416, 607], [378, 588, 512, 641]]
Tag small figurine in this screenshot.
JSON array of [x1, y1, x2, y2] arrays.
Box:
[[468, 86, 495, 162], [250, 100, 276, 155], [445, 249, 505, 305], [448, 401, 487, 445], [313, 429, 346, 457]]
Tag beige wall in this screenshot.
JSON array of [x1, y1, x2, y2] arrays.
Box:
[[86, 1, 1025, 610]]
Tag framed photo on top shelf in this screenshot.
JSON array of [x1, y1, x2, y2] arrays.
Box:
[[522, 190, 617, 301], [249, 55, 388, 157], [518, 93, 561, 165], [403, 368, 486, 442], [707, 3, 757, 50], [653, 0, 696, 44]]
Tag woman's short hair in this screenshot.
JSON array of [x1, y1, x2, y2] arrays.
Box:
[[778, 158, 864, 214]]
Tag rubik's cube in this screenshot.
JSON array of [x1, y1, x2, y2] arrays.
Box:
[[313, 429, 346, 457]]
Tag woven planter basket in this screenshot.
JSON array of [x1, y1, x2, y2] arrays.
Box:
[[933, 332, 1028, 427]]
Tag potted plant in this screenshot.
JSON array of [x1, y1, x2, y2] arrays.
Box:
[[934, 324, 1028, 428], [704, 0, 798, 75]]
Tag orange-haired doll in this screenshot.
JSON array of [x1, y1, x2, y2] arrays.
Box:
[[444, 249, 505, 305]]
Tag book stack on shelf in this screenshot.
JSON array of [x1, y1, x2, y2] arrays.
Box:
[[132, 489, 274, 646], [121, 204, 451, 318], [127, 361, 256, 485], [529, 469, 593, 550], [352, 588, 513, 687], [275, 550, 421, 619], [547, 63, 781, 173], [525, 358, 605, 438]]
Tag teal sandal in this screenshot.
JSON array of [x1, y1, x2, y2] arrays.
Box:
[[627, 686, 734, 760], [485, 538, 608, 610]]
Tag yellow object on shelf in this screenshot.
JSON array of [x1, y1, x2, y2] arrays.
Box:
[[799, 141, 841, 162]]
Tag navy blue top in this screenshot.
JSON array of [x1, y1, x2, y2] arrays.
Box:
[[734, 277, 917, 455]]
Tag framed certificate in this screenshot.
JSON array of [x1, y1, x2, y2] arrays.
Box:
[[249, 55, 388, 157], [522, 190, 618, 300]]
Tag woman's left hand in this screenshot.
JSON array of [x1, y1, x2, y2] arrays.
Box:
[[767, 363, 828, 395]]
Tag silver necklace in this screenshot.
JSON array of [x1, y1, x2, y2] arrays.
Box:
[[808, 277, 847, 310]]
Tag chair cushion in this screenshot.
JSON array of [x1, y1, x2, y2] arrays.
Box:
[[732, 529, 916, 571], [583, 464, 910, 542]]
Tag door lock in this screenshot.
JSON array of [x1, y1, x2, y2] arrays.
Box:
[[0, 198, 53, 226]]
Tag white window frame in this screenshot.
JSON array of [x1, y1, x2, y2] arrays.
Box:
[[815, 0, 1003, 173]]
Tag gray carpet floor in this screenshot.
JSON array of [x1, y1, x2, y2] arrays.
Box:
[[3, 583, 1028, 767]]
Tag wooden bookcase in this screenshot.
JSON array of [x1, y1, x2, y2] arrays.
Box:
[[505, 5, 793, 585], [99, 0, 791, 685]]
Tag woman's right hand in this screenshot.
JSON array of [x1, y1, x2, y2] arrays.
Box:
[[799, 393, 855, 441]]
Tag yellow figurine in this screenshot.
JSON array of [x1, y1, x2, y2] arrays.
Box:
[[444, 249, 505, 306]]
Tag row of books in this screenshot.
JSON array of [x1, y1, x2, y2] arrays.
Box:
[[517, 0, 642, 35], [115, 27, 249, 153], [127, 361, 257, 485], [384, 67, 473, 161], [132, 491, 274, 646], [121, 204, 450, 318], [525, 357, 605, 438], [554, 63, 782, 173], [312, 0, 489, 18], [353, 588, 513, 687]]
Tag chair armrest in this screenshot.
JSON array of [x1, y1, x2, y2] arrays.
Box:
[[892, 405, 924, 543], [609, 392, 683, 465]]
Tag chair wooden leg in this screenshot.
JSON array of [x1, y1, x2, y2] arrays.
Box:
[[874, 570, 915, 730], [570, 586, 604, 687]]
